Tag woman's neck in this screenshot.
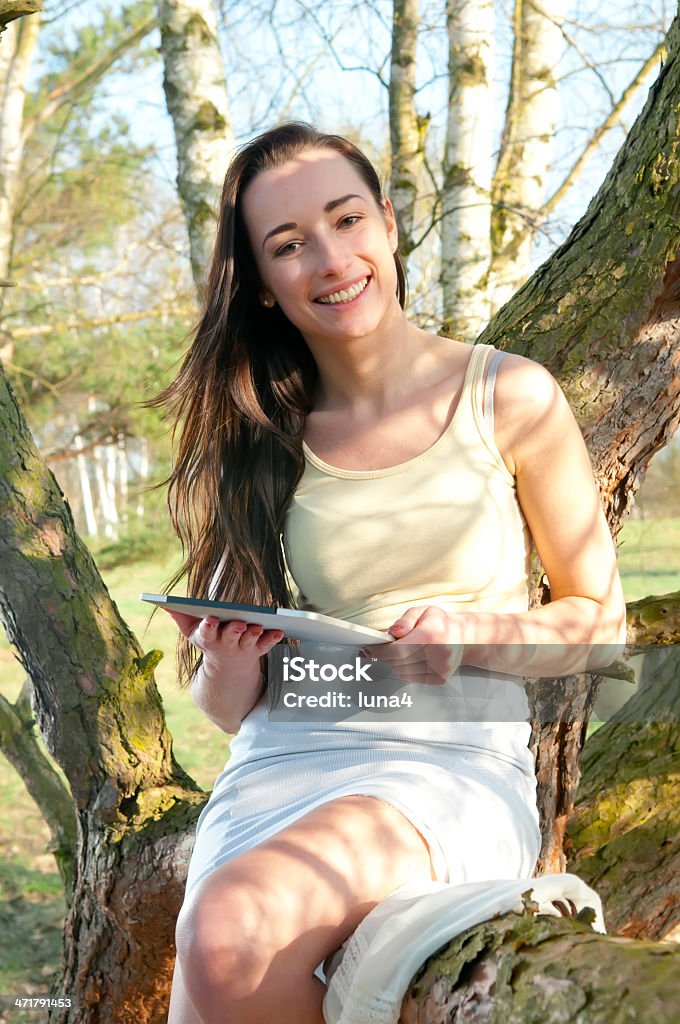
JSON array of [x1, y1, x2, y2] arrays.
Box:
[[304, 310, 448, 416]]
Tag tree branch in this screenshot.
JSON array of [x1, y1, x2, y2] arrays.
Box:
[[21, 15, 158, 146], [0, 677, 77, 895], [9, 303, 193, 338], [541, 39, 666, 222]]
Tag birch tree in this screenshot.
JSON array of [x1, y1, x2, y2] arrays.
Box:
[[156, 0, 234, 294], [0, 12, 41, 360], [488, 0, 567, 312], [389, 0, 425, 259], [439, 0, 494, 338]]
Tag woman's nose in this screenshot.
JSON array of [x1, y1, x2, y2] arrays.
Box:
[[314, 232, 351, 277]]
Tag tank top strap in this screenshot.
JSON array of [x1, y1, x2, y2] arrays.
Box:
[[462, 343, 513, 482], [463, 343, 496, 424], [482, 348, 505, 434]]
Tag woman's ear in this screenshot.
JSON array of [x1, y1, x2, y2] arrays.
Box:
[[381, 196, 399, 254]]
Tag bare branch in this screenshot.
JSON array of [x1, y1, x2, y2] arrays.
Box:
[[9, 303, 194, 339], [21, 15, 158, 145], [543, 39, 667, 220]]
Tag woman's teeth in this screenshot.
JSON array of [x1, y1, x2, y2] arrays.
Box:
[[317, 277, 369, 304]]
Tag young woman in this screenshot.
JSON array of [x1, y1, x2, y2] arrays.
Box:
[[159, 122, 626, 1024]]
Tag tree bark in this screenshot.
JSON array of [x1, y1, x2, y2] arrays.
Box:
[[0, 365, 205, 1022], [399, 644, 680, 1017], [480, 12, 680, 877], [566, 645, 679, 942], [400, 909, 680, 1023], [156, 0, 234, 296], [389, 0, 425, 260], [440, 0, 494, 340], [0, 1, 41, 32]]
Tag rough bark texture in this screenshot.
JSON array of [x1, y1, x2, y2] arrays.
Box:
[[157, 0, 233, 295], [389, 0, 424, 259], [400, 910, 680, 1023], [567, 645, 679, 942], [0, 0, 40, 31], [0, 365, 206, 1022], [440, 0, 494, 340], [489, 0, 566, 311], [625, 590, 680, 647]]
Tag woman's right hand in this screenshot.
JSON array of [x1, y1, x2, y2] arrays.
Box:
[[162, 609, 285, 674]]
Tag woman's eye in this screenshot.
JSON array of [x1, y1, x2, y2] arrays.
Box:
[[275, 240, 301, 257], [339, 215, 362, 227]]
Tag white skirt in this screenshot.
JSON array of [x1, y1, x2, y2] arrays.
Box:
[[184, 732, 542, 898]]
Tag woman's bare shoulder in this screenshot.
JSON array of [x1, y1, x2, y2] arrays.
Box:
[[492, 352, 565, 476]]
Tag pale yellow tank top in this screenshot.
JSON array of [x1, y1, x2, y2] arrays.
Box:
[[283, 343, 532, 629]]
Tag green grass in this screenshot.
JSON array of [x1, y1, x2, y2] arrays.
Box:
[[615, 515, 680, 601], [0, 514, 677, 1006]]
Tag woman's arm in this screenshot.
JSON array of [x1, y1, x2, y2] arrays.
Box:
[[389, 355, 627, 677]]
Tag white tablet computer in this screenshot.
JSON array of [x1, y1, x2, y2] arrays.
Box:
[[140, 593, 392, 645]]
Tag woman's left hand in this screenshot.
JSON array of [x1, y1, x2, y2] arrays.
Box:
[[361, 606, 466, 686]]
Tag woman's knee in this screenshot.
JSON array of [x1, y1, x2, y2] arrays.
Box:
[[175, 879, 270, 1002]]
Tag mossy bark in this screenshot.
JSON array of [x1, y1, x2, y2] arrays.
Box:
[[567, 646, 679, 942], [0, 366, 206, 1021], [400, 910, 680, 1023]]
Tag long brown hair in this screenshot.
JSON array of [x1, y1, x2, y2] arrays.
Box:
[[151, 121, 407, 688]]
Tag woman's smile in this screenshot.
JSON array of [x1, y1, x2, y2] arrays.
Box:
[[314, 275, 371, 307]]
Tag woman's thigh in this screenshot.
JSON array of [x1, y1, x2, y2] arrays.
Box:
[[177, 794, 435, 983]]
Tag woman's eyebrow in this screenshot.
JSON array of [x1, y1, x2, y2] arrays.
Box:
[[261, 194, 366, 249]]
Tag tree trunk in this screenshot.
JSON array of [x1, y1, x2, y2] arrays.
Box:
[[0, 11, 40, 362], [400, 647, 680, 1018], [156, 0, 234, 296], [440, 0, 494, 340], [489, 0, 567, 311], [478, 13, 680, 874], [389, 0, 425, 260], [0, 366, 205, 1022]]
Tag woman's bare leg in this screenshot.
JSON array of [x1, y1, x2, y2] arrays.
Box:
[[175, 795, 435, 1024]]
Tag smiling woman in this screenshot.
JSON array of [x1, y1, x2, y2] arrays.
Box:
[[150, 121, 626, 1024]]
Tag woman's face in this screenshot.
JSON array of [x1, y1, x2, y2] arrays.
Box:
[[241, 148, 399, 345]]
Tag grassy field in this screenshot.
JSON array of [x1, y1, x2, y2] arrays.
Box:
[[0, 515, 678, 1017]]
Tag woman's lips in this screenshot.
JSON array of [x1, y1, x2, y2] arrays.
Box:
[[314, 276, 372, 308]]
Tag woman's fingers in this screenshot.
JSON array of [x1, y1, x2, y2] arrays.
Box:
[[162, 610, 285, 654]]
